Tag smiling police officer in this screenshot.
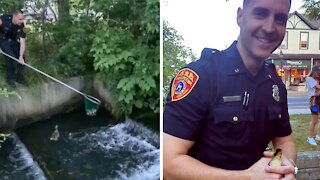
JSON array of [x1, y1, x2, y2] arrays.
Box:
[[163, 0, 297, 179], [0, 10, 26, 88]]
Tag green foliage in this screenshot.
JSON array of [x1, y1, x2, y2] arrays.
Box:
[[0, 0, 24, 13], [301, 0, 320, 20], [163, 21, 196, 97], [25, 2, 96, 81], [52, 15, 95, 76], [92, 0, 160, 115], [0, 0, 159, 117], [0, 88, 21, 99]]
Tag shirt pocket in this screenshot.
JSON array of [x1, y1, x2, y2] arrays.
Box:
[[212, 105, 253, 146], [214, 105, 252, 124], [263, 105, 283, 142], [268, 105, 282, 121]]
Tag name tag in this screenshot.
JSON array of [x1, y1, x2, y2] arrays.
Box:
[[223, 96, 242, 102]]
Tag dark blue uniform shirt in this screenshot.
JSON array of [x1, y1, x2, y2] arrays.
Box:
[[0, 15, 26, 42], [164, 41, 292, 170]]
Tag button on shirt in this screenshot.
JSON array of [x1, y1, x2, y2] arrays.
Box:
[[164, 41, 292, 170]]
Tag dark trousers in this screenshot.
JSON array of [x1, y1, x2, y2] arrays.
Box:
[[0, 39, 25, 83]]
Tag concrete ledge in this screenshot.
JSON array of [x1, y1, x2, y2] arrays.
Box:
[[0, 76, 121, 132], [297, 151, 320, 180], [93, 78, 123, 120], [0, 77, 84, 132], [297, 168, 320, 180]]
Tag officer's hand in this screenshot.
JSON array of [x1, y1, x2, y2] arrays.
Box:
[[246, 157, 283, 180], [263, 151, 275, 158], [265, 157, 295, 180], [19, 56, 25, 65]]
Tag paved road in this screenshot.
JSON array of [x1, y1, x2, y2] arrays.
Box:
[[287, 92, 309, 114], [288, 95, 308, 109]]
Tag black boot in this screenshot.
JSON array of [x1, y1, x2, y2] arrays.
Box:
[[16, 78, 28, 86], [7, 80, 16, 88]]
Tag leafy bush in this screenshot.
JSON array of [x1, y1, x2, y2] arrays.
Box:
[[92, 0, 160, 115], [0, 0, 160, 118]]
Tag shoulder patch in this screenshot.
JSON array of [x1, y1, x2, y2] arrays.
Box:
[[171, 68, 199, 101]]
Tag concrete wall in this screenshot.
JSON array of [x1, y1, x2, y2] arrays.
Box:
[[0, 76, 120, 132], [297, 151, 320, 180], [0, 77, 85, 132], [93, 78, 122, 120]]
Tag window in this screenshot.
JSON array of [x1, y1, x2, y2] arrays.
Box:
[[300, 32, 309, 50], [280, 31, 288, 49]]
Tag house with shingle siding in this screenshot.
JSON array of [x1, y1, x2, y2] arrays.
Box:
[[270, 11, 320, 87]]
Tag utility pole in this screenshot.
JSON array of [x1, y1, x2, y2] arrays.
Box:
[[279, 49, 284, 83]]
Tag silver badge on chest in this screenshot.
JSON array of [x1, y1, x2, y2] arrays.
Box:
[[272, 85, 280, 102]]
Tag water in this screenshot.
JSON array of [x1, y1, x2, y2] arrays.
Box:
[[1, 109, 160, 179], [0, 134, 46, 180]]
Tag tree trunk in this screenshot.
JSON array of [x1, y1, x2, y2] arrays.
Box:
[[41, 9, 46, 61], [57, 0, 70, 22]]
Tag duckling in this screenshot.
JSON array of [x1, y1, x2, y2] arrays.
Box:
[[50, 125, 60, 141], [0, 133, 10, 148], [268, 149, 282, 167], [0, 133, 10, 142]]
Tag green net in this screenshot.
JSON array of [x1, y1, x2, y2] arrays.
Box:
[[84, 95, 101, 116]]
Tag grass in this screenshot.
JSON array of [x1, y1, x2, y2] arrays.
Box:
[[290, 114, 320, 152], [0, 55, 69, 89]]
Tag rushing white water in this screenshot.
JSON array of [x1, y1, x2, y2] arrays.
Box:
[[0, 133, 46, 180], [1, 116, 159, 180], [107, 118, 159, 180], [67, 117, 160, 180]]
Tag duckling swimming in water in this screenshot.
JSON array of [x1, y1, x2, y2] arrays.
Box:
[[50, 125, 60, 141], [0, 133, 10, 142], [0, 133, 10, 148]]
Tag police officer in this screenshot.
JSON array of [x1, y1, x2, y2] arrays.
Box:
[[0, 10, 26, 88], [163, 0, 297, 179]]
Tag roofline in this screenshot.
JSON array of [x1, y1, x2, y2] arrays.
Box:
[[289, 11, 318, 30]]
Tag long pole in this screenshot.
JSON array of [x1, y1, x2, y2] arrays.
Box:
[[0, 49, 85, 96], [0, 49, 100, 104]]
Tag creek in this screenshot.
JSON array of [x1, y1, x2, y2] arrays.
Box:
[[0, 109, 160, 179]]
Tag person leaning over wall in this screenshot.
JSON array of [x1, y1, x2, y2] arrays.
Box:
[[0, 10, 27, 88]]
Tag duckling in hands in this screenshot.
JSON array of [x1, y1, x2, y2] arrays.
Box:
[[50, 125, 60, 141]]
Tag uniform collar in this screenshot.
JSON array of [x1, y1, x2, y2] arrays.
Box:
[[223, 41, 249, 76], [223, 41, 277, 83], [263, 63, 279, 83]]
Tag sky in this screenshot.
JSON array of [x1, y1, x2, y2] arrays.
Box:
[[162, 0, 304, 57]]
